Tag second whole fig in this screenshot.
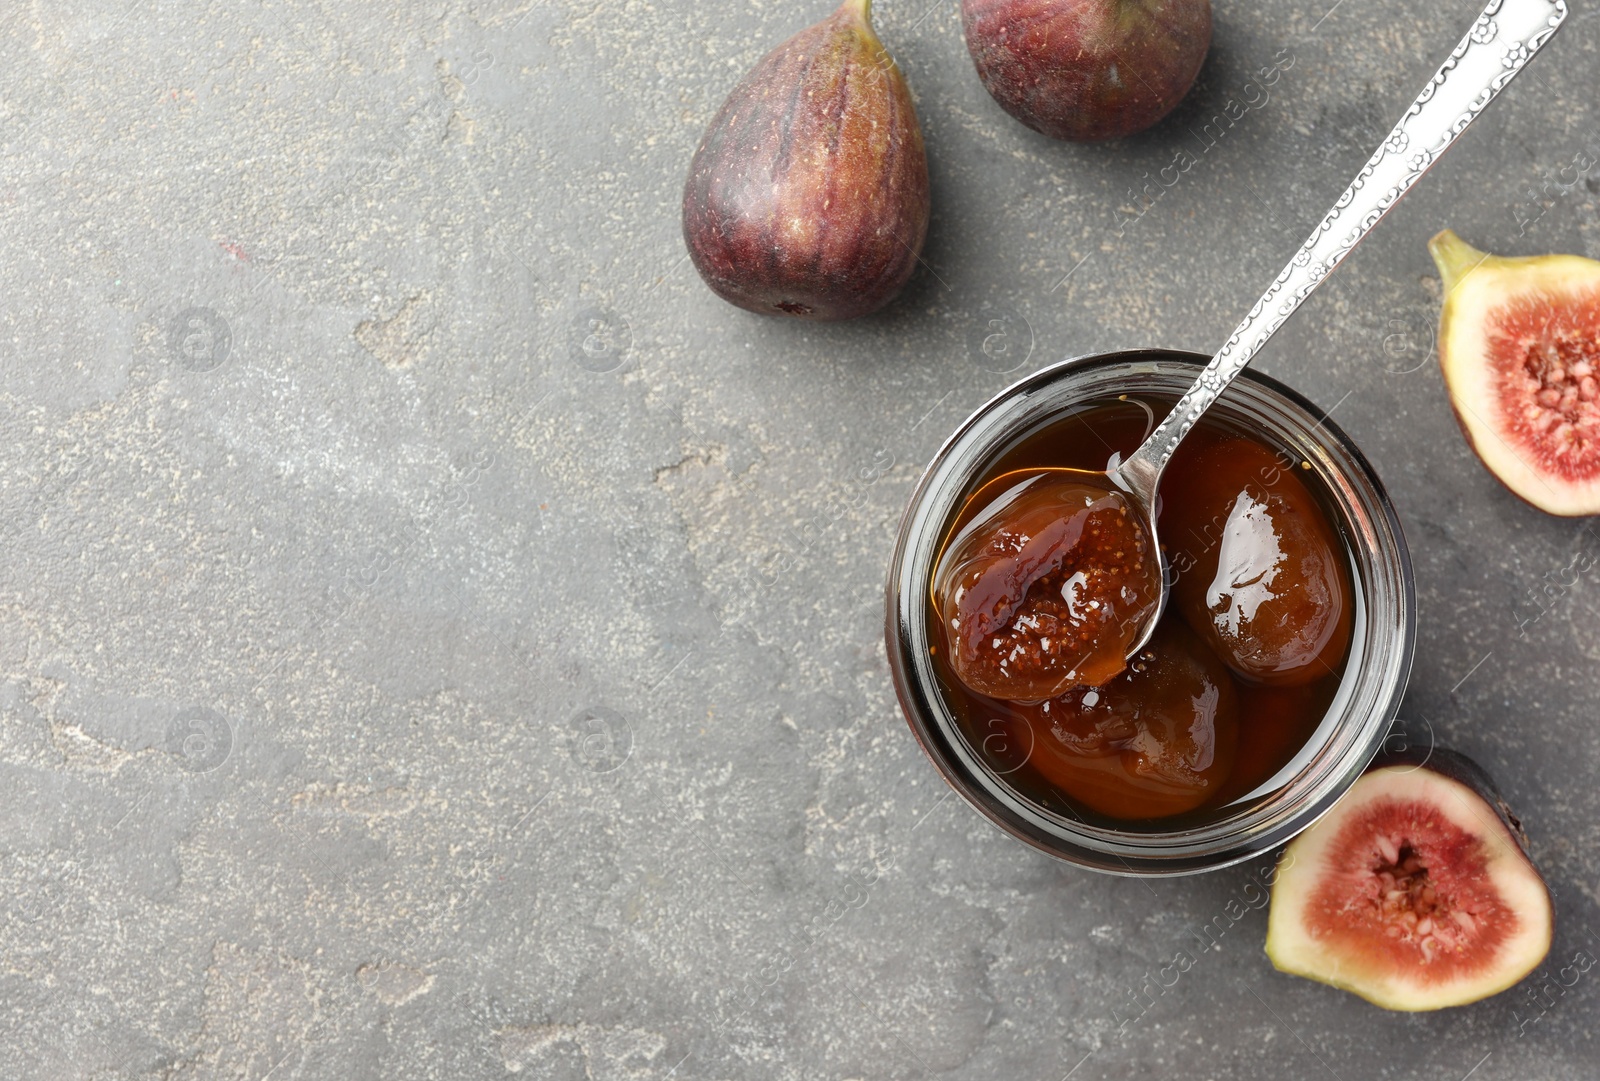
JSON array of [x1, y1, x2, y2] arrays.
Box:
[[961, 0, 1211, 141]]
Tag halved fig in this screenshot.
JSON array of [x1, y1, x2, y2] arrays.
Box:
[[1430, 229, 1600, 515], [1266, 748, 1552, 1011]]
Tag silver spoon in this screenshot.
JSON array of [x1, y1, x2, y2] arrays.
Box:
[[1107, 0, 1568, 658]]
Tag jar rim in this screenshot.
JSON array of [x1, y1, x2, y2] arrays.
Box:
[[885, 349, 1416, 875]]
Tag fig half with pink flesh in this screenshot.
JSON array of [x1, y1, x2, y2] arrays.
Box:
[[1265, 748, 1552, 1011], [1430, 230, 1600, 515]]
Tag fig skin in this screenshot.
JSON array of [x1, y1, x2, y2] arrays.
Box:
[[960, 0, 1211, 142], [1265, 747, 1553, 1012], [682, 0, 930, 320], [1430, 229, 1600, 516]]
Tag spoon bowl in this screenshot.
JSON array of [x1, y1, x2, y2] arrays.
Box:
[[930, 466, 1161, 701]]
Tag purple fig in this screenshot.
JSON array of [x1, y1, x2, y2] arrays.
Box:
[[961, 0, 1211, 141], [682, 0, 930, 320]]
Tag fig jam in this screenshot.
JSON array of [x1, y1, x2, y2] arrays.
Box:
[[928, 396, 1355, 827], [932, 474, 1158, 699]]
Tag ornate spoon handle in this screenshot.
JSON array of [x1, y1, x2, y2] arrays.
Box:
[[1116, 0, 1567, 498]]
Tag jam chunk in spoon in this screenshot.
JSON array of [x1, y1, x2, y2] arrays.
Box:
[[932, 470, 1159, 700]]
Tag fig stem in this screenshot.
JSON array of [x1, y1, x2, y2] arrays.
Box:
[[840, 0, 872, 24], [1429, 229, 1491, 295]]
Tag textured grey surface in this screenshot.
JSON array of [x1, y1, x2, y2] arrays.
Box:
[[2, 0, 1598, 1078]]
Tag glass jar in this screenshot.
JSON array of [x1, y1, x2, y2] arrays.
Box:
[[885, 349, 1415, 875]]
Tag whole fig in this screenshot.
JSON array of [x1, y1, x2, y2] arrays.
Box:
[[682, 0, 930, 320], [961, 0, 1211, 141]]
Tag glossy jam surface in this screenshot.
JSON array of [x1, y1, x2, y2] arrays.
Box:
[[928, 397, 1355, 826], [981, 622, 1239, 819], [1162, 435, 1353, 685], [932, 472, 1158, 699]]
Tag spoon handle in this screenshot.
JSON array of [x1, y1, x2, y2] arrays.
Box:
[[1117, 0, 1567, 497]]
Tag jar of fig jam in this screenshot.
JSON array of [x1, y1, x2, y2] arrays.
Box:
[[886, 350, 1415, 875]]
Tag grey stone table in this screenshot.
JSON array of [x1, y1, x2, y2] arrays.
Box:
[[2, 1, 1597, 1078]]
